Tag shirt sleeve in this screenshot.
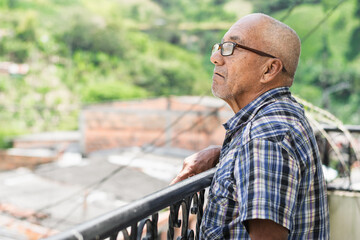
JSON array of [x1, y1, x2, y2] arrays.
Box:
[[234, 138, 300, 232]]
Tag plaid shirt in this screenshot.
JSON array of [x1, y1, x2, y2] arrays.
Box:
[[200, 87, 329, 239]]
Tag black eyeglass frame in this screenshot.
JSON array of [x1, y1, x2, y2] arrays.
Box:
[[212, 41, 287, 72]]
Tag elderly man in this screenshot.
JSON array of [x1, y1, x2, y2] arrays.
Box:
[[172, 13, 329, 239]]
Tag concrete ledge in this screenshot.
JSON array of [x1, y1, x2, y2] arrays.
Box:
[[328, 190, 360, 239]]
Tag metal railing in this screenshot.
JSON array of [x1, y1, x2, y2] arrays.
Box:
[[43, 125, 360, 240], [319, 125, 360, 170], [43, 168, 216, 240]]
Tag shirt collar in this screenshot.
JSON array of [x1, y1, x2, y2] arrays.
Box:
[[223, 87, 291, 131]]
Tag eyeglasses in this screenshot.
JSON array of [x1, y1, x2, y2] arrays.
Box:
[[211, 41, 287, 72]]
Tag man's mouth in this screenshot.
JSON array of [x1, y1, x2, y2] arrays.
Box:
[[214, 72, 224, 78]]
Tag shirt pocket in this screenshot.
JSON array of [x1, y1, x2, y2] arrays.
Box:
[[212, 151, 237, 201]]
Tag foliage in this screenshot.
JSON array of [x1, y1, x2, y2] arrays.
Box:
[[0, 126, 22, 149], [275, 1, 360, 124], [125, 34, 211, 95], [152, 0, 235, 22], [247, 0, 322, 14], [81, 81, 148, 104], [141, 0, 234, 53], [0, 0, 18, 9], [0, 0, 215, 148], [59, 13, 127, 58], [3, 40, 30, 63], [15, 11, 37, 42]]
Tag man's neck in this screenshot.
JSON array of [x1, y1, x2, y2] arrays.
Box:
[[225, 87, 275, 113]]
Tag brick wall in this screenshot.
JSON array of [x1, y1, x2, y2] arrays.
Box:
[[0, 150, 57, 170], [0, 132, 80, 171], [81, 96, 233, 155], [12, 132, 80, 149]]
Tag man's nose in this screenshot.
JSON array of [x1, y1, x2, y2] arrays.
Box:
[[210, 50, 224, 66]]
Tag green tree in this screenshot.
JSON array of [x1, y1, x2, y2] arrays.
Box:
[[0, 0, 18, 9], [16, 11, 37, 42], [346, 0, 360, 60], [4, 40, 30, 63], [248, 0, 321, 14], [81, 81, 148, 103], [60, 13, 127, 58]]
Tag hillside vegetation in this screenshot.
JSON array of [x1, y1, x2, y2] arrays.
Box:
[[0, 0, 359, 148]]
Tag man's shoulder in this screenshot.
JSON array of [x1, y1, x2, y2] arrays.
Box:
[[249, 98, 308, 141], [259, 97, 304, 118]]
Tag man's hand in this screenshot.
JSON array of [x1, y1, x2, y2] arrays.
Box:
[[170, 145, 221, 185]]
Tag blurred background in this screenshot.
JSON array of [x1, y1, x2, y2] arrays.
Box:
[[0, 0, 360, 146], [1, 0, 360, 239]]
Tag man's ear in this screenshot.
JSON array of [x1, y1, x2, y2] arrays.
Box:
[[261, 59, 283, 83]]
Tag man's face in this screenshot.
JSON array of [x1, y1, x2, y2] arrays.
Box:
[[210, 21, 265, 107]]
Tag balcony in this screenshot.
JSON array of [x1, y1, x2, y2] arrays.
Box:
[[42, 125, 360, 240]]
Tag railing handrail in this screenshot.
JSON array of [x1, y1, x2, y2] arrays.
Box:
[[321, 124, 360, 133], [43, 168, 216, 240]]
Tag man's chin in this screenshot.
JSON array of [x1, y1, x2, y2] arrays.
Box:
[[211, 85, 219, 98], [211, 87, 227, 100]]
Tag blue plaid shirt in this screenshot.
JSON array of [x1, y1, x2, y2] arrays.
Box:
[[200, 87, 329, 239]]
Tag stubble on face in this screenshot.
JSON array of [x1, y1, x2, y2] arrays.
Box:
[[211, 73, 227, 99], [211, 19, 269, 104], [211, 45, 247, 104], [211, 23, 252, 99], [211, 67, 237, 102]]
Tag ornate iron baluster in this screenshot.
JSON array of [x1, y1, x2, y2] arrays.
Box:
[[121, 228, 131, 240], [121, 223, 138, 240], [109, 232, 118, 240], [190, 190, 205, 240], [137, 214, 158, 240], [167, 190, 206, 240], [168, 202, 181, 239], [179, 200, 190, 240]]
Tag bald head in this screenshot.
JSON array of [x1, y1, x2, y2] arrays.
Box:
[[230, 13, 301, 82]]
